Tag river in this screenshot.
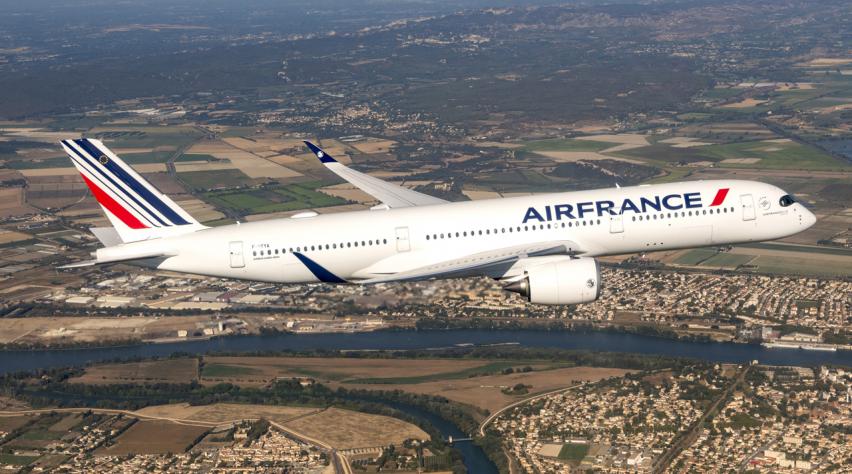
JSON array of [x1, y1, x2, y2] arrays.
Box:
[[2, 329, 850, 473], [2, 330, 850, 374]]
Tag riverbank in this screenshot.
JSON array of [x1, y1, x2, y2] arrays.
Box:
[[0, 313, 794, 351]]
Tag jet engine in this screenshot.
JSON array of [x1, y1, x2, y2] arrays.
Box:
[[503, 257, 601, 305]]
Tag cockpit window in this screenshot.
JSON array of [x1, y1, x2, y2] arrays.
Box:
[[779, 195, 796, 207]]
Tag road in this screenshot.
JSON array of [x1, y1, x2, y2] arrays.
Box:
[[478, 382, 584, 437], [652, 364, 751, 473], [0, 407, 352, 474]]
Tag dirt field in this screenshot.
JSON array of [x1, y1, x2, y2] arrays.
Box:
[[97, 420, 209, 455], [721, 98, 768, 108], [282, 408, 428, 449], [338, 366, 632, 415], [47, 414, 82, 432], [534, 150, 645, 164], [187, 141, 302, 178], [576, 134, 649, 145], [462, 189, 501, 200], [200, 356, 498, 385], [0, 415, 33, 433], [0, 315, 235, 346], [317, 183, 375, 203], [349, 139, 396, 154], [70, 359, 199, 385], [135, 403, 318, 425], [0, 229, 31, 244]]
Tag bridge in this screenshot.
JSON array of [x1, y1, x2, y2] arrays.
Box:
[[446, 436, 474, 443]]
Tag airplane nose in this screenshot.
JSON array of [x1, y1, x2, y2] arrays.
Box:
[[801, 206, 817, 229]]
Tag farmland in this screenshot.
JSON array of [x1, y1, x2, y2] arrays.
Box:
[[97, 420, 209, 455], [282, 408, 428, 450], [69, 358, 199, 385], [202, 182, 349, 216]]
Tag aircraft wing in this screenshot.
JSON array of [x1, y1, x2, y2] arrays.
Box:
[[304, 141, 447, 208], [357, 240, 583, 284]]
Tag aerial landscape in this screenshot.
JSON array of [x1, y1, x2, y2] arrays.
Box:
[[0, 0, 849, 472]]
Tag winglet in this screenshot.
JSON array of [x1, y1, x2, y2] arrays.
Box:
[[304, 141, 337, 164]]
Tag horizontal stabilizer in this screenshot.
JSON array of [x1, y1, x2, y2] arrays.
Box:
[[90, 227, 123, 246], [58, 260, 98, 269], [61, 247, 177, 270]]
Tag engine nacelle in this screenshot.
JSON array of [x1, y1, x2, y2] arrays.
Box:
[[504, 258, 601, 305]]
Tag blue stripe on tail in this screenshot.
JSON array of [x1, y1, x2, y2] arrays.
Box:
[[63, 140, 165, 227], [75, 139, 190, 226]]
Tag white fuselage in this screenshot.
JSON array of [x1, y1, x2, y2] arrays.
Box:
[[121, 179, 814, 284]]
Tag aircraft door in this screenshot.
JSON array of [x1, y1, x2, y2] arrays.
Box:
[[229, 241, 245, 268], [740, 194, 756, 221], [609, 213, 624, 233], [395, 227, 411, 252]]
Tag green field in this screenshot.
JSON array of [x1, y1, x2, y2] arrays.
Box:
[[202, 182, 348, 215], [120, 151, 174, 164], [701, 87, 744, 100], [0, 454, 39, 466], [202, 364, 261, 377], [522, 138, 614, 153], [558, 443, 590, 461], [700, 253, 755, 268], [5, 156, 69, 169], [740, 242, 852, 257], [672, 249, 719, 266], [179, 169, 254, 189], [750, 256, 850, 277], [176, 153, 220, 163], [347, 361, 526, 385], [19, 429, 63, 441], [677, 112, 715, 121], [704, 140, 848, 170], [729, 413, 761, 429], [94, 126, 202, 149]]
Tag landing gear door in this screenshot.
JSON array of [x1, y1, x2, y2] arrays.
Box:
[[229, 241, 245, 268], [395, 227, 411, 252], [740, 194, 756, 221], [609, 213, 624, 233]]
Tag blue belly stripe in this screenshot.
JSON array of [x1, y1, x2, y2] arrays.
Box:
[[293, 252, 347, 283]]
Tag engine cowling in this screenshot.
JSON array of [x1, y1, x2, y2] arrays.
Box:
[[504, 258, 601, 305]]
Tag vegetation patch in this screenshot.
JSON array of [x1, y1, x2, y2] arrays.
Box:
[[558, 443, 589, 461], [345, 361, 524, 384], [202, 182, 348, 215], [202, 363, 261, 378], [179, 169, 254, 190], [522, 138, 613, 153]]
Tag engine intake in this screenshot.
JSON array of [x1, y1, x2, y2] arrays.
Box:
[[504, 258, 601, 305]]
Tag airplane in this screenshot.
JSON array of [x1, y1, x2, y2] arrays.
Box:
[[59, 138, 816, 305]]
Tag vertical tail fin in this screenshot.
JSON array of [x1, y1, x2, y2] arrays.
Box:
[[61, 138, 205, 243]]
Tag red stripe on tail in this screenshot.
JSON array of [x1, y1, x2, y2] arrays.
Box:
[[710, 188, 729, 206], [79, 174, 148, 229]]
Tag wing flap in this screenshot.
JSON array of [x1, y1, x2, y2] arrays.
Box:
[[304, 141, 447, 208], [357, 241, 581, 284]]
